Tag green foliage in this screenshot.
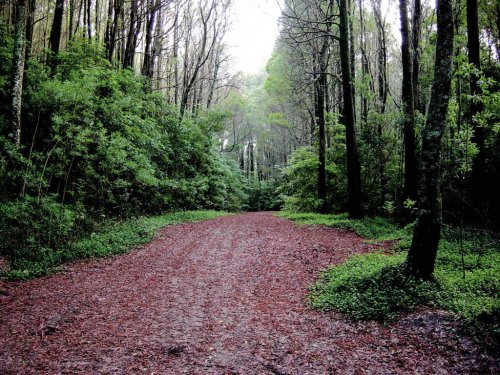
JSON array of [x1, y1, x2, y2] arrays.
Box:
[[0, 38, 246, 275], [277, 211, 408, 240], [246, 179, 282, 211], [309, 255, 438, 321], [0, 196, 76, 265], [279, 146, 344, 212], [7, 210, 227, 280], [286, 212, 500, 338]]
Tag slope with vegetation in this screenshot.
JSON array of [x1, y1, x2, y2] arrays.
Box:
[[0, 0, 246, 278]]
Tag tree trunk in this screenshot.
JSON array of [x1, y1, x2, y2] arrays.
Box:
[[24, 0, 35, 60], [315, 41, 328, 212], [107, 0, 122, 61], [49, 0, 64, 55], [142, 0, 158, 79], [69, 0, 75, 39], [95, 0, 100, 41], [339, 0, 363, 219], [359, 0, 369, 126], [412, 0, 422, 112], [374, 0, 387, 114], [11, 0, 28, 148], [374, 0, 387, 202], [249, 141, 255, 177], [348, 0, 356, 120], [400, 0, 418, 204], [467, 0, 486, 217], [104, 0, 113, 51], [86, 0, 91, 38], [123, 0, 138, 68], [405, 0, 454, 279]]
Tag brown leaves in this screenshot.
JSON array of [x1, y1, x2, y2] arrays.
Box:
[[0, 212, 497, 374]]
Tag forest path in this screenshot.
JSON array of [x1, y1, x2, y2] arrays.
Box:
[[0, 212, 496, 374]]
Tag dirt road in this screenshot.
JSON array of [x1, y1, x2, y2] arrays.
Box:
[[0, 212, 497, 373]]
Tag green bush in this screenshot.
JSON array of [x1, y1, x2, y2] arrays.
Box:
[[0, 197, 75, 263], [278, 146, 345, 212], [276, 211, 408, 240], [246, 179, 282, 211], [280, 211, 500, 338], [7, 210, 228, 280], [309, 255, 438, 320], [0, 38, 246, 277]]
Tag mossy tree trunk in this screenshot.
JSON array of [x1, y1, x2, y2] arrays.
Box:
[[405, 0, 454, 279], [11, 0, 28, 148]]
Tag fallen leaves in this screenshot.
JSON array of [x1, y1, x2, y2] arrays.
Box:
[[0, 212, 497, 374]]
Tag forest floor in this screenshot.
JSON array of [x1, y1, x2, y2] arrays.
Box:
[[0, 212, 497, 374]]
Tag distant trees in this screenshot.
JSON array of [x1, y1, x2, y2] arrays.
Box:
[[2, 0, 233, 118], [277, 0, 363, 216], [265, 0, 498, 252]]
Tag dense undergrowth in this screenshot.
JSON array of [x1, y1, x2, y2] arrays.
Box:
[[0, 35, 247, 276], [3, 210, 227, 280], [278, 211, 500, 339]]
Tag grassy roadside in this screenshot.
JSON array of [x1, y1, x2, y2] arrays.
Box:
[[278, 211, 500, 340], [6, 211, 228, 280]]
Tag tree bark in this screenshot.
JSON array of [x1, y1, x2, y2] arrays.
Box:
[[11, 0, 28, 148], [400, 0, 418, 204], [49, 0, 65, 55], [348, 0, 356, 120], [123, 0, 138, 68], [315, 41, 328, 212], [106, 0, 122, 61], [412, 0, 422, 112], [104, 0, 113, 51], [405, 0, 454, 279], [467, 0, 486, 216], [142, 0, 158, 79], [86, 0, 91, 38], [339, 0, 363, 219]]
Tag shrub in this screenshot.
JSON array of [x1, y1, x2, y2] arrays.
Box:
[[0, 196, 75, 264]]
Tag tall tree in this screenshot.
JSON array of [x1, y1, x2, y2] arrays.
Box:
[[49, 0, 65, 55], [106, 0, 123, 61], [467, 0, 486, 216], [339, 0, 363, 219], [123, 0, 139, 68], [412, 0, 422, 112], [142, 0, 158, 79], [400, 0, 418, 205], [11, 0, 28, 148], [314, 40, 329, 212], [374, 0, 388, 200], [405, 0, 454, 278]]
